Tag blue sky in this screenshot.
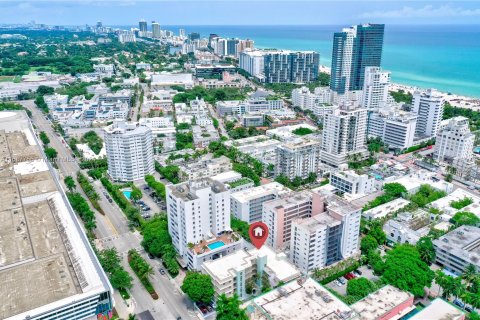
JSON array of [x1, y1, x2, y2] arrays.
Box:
[[1, 1, 480, 25]]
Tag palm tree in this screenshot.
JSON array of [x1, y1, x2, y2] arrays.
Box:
[[463, 264, 478, 287]]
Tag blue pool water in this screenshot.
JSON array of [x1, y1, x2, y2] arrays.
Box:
[[207, 241, 225, 250], [122, 190, 132, 200], [474, 147, 480, 154]]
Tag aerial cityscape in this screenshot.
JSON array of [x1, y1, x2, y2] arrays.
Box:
[[1, 1, 480, 320]]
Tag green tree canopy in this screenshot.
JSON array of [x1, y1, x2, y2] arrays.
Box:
[[381, 244, 434, 297], [216, 294, 249, 320], [181, 272, 214, 303], [44, 147, 58, 160], [361, 235, 379, 255], [452, 212, 480, 227], [346, 277, 377, 298], [416, 237, 436, 265], [64, 175, 76, 192]]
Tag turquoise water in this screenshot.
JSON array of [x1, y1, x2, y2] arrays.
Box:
[[207, 241, 225, 250], [474, 147, 480, 154], [122, 190, 132, 200], [161, 25, 480, 97]]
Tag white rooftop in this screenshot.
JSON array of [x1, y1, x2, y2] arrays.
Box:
[[363, 198, 411, 220], [429, 188, 480, 217], [231, 182, 291, 203], [390, 170, 453, 194], [244, 278, 357, 320], [409, 298, 464, 320], [211, 171, 242, 184], [351, 285, 414, 320]]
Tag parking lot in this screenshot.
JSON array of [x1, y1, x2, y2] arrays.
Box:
[[134, 182, 167, 219], [325, 265, 379, 296]]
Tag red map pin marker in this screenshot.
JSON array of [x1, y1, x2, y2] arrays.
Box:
[[249, 222, 269, 249]]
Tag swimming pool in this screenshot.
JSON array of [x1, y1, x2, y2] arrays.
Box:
[[474, 146, 480, 154], [122, 190, 132, 200], [207, 241, 225, 250]]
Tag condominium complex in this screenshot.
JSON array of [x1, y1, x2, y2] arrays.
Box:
[[433, 226, 480, 275], [362, 67, 390, 109], [104, 121, 154, 181], [367, 110, 418, 149], [201, 245, 300, 301], [263, 191, 324, 250], [290, 194, 361, 273], [275, 138, 321, 179], [0, 111, 113, 320], [435, 116, 475, 163], [167, 178, 240, 269], [239, 49, 320, 83], [291, 86, 333, 111], [412, 89, 444, 138], [330, 24, 385, 94], [320, 107, 368, 167], [329, 170, 375, 195], [231, 182, 291, 223], [151, 22, 161, 38]]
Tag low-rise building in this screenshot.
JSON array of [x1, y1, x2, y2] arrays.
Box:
[[44, 93, 69, 109], [178, 155, 232, 181], [330, 170, 375, 195], [266, 123, 318, 142], [351, 285, 414, 320], [243, 278, 357, 320], [383, 209, 431, 245], [433, 225, 480, 275], [389, 170, 453, 195], [409, 298, 465, 320], [202, 245, 300, 301], [231, 182, 291, 223], [192, 124, 220, 148], [93, 63, 115, 76], [224, 135, 281, 165], [362, 198, 411, 221], [151, 73, 194, 88], [429, 188, 480, 220]]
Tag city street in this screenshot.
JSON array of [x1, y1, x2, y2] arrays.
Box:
[[20, 100, 196, 320]]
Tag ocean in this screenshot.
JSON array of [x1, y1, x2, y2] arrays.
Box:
[[151, 25, 480, 98]]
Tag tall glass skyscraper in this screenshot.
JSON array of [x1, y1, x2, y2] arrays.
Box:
[[330, 24, 385, 94], [138, 19, 148, 32]]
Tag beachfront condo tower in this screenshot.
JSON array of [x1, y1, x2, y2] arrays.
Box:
[[330, 24, 385, 94]]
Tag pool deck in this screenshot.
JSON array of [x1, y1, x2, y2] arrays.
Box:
[[191, 233, 237, 255]]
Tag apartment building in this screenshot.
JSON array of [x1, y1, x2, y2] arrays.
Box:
[[263, 191, 324, 250], [320, 107, 368, 167], [412, 89, 444, 138], [289, 194, 361, 273], [330, 170, 375, 195], [433, 226, 480, 275], [367, 110, 418, 150], [104, 121, 154, 181], [178, 155, 232, 181], [275, 138, 321, 180], [362, 67, 390, 109], [435, 116, 475, 163], [166, 178, 240, 269], [231, 182, 291, 223]]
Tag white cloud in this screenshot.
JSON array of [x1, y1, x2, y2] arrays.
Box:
[[359, 4, 480, 18]]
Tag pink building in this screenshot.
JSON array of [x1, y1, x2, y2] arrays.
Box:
[[263, 191, 324, 249]]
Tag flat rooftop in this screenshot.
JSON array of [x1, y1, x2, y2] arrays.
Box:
[[429, 188, 480, 217], [409, 298, 464, 320], [168, 177, 228, 201], [433, 225, 480, 265], [230, 182, 291, 203], [362, 198, 411, 220], [245, 278, 357, 320], [0, 111, 110, 319], [350, 285, 414, 320]]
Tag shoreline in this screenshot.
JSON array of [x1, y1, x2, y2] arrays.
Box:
[[319, 65, 480, 111]]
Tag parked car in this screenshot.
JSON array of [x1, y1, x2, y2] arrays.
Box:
[[338, 277, 346, 285], [159, 268, 166, 275], [143, 186, 150, 191], [454, 299, 465, 309], [148, 253, 155, 259], [353, 270, 362, 277], [334, 280, 341, 287], [344, 273, 355, 280]]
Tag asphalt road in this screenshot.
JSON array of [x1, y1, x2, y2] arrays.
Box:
[[19, 100, 196, 320]]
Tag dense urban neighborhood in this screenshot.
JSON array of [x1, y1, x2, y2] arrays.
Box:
[[1, 16, 480, 320]]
